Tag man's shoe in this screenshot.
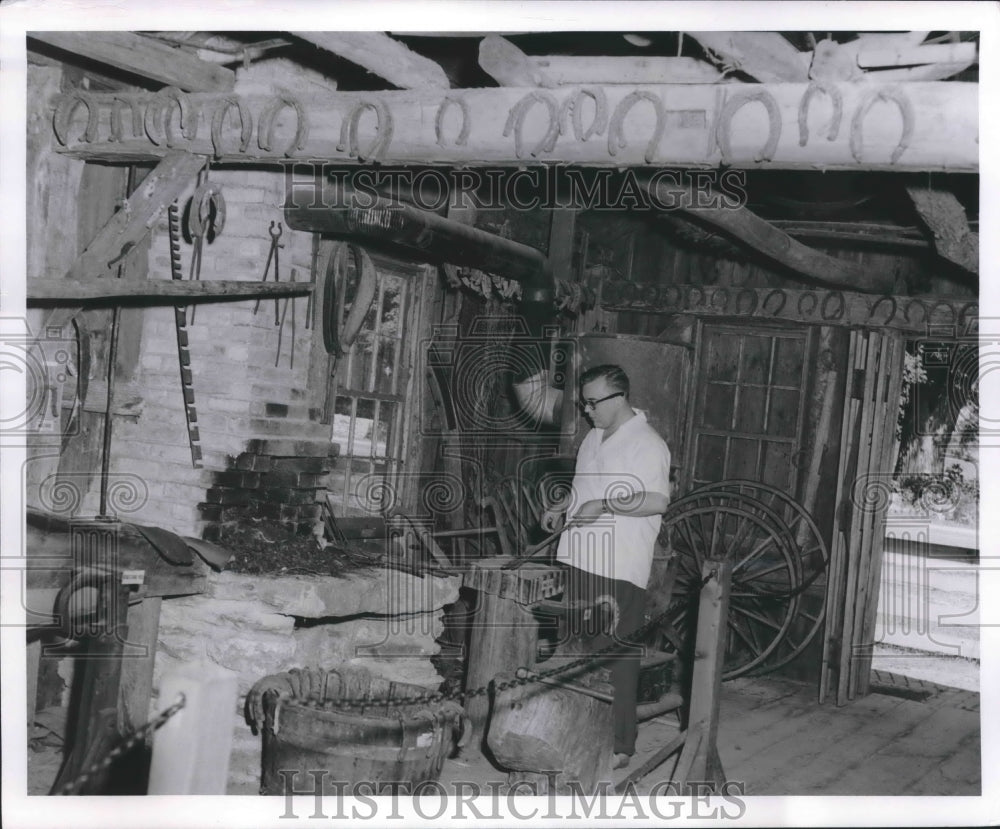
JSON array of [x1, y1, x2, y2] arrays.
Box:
[[613, 753, 631, 770]]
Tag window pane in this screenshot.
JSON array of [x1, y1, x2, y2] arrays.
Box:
[[332, 395, 354, 457], [380, 278, 404, 339], [345, 334, 374, 391], [773, 337, 804, 387], [741, 336, 772, 385], [353, 398, 376, 457], [740, 385, 766, 434], [703, 382, 735, 430], [375, 339, 397, 394], [696, 434, 726, 481], [729, 437, 760, 479], [767, 388, 800, 437], [762, 441, 793, 488], [705, 332, 738, 381], [375, 402, 396, 457]]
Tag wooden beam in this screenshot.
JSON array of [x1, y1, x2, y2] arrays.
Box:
[[680, 203, 893, 291], [600, 280, 978, 333], [51, 83, 978, 172], [906, 187, 978, 274], [28, 277, 314, 304], [858, 42, 976, 68], [292, 31, 449, 90], [67, 153, 207, 283], [29, 31, 235, 92], [687, 32, 809, 82], [638, 175, 896, 292], [530, 55, 722, 85], [479, 35, 555, 87], [811, 36, 975, 82]]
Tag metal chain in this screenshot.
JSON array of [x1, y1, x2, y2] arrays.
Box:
[[282, 598, 691, 714], [54, 693, 186, 796]]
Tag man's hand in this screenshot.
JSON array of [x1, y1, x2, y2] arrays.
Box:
[[540, 508, 566, 533], [572, 499, 607, 524]]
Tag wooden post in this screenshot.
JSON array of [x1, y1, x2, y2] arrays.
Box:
[[147, 662, 239, 795], [118, 597, 162, 732], [464, 589, 540, 749], [674, 558, 731, 791]]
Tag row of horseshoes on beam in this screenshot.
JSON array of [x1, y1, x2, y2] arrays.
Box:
[[601, 281, 977, 330], [52, 82, 915, 164]]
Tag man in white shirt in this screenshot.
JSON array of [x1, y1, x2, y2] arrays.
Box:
[[541, 364, 671, 770]]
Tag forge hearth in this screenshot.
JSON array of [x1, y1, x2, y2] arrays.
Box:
[[153, 566, 460, 793]]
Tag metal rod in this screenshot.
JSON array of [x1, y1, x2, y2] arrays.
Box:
[[98, 164, 135, 518], [514, 667, 612, 703]]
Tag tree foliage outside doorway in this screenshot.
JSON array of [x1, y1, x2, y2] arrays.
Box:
[[893, 341, 978, 528]]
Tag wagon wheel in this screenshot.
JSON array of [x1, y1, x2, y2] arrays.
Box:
[[656, 495, 801, 679], [698, 480, 830, 671]]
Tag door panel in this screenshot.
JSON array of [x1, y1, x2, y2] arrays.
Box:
[[687, 323, 812, 494]]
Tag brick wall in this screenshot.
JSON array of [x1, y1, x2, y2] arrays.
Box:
[[109, 165, 321, 537]]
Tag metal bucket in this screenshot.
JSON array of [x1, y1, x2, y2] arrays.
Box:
[[259, 667, 465, 795]]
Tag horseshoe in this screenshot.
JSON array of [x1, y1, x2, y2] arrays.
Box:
[[850, 87, 914, 165], [504, 91, 560, 158], [798, 82, 843, 147], [435, 96, 471, 147], [608, 91, 665, 164], [164, 98, 199, 147], [559, 87, 608, 142], [687, 285, 705, 308], [762, 289, 786, 316], [717, 90, 782, 164], [187, 182, 227, 239], [710, 288, 730, 312], [109, 96, 143, 143], [339, 100, 394, 162], [257, 95, 308, 155], [867, 295, 897, 324], [663, 284, 683, 308], [621, 281, 642, 304], [797, 291, 818, 317], [145, 87, 193, 147], [904, 300, 927, 325], [53, 93, 100, 146], [734, 288, 758, 315], [211, 96, 253, 156], [959, 302, 978, 331], [821, 291, 846, 321], [928, 301, 956, 325]]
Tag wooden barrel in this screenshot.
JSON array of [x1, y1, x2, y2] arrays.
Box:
[[259, 668, 465, 795]]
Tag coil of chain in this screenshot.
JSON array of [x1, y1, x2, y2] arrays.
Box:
[[54, 693, 186, 796], [275, 587, 707, 715]]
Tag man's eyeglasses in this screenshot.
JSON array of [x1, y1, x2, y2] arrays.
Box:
[[579, 391, 625, 411]]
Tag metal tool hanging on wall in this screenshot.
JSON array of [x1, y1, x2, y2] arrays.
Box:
[[185, 181, 226, 325], [167, 170, 226, 469], [253, 221, 284, 322]]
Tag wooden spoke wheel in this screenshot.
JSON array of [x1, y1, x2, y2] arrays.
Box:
[[698, 480, 830, 671], [656, 494, 802, 680]]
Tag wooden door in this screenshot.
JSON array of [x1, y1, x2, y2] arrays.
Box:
[[685, 322, 813, 494]]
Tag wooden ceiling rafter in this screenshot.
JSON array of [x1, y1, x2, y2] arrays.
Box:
[[28, 31, 236, 92], [290, 31, 451, 90]]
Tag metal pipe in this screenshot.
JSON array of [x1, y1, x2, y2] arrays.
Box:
[[283, 175, 553, 302]]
